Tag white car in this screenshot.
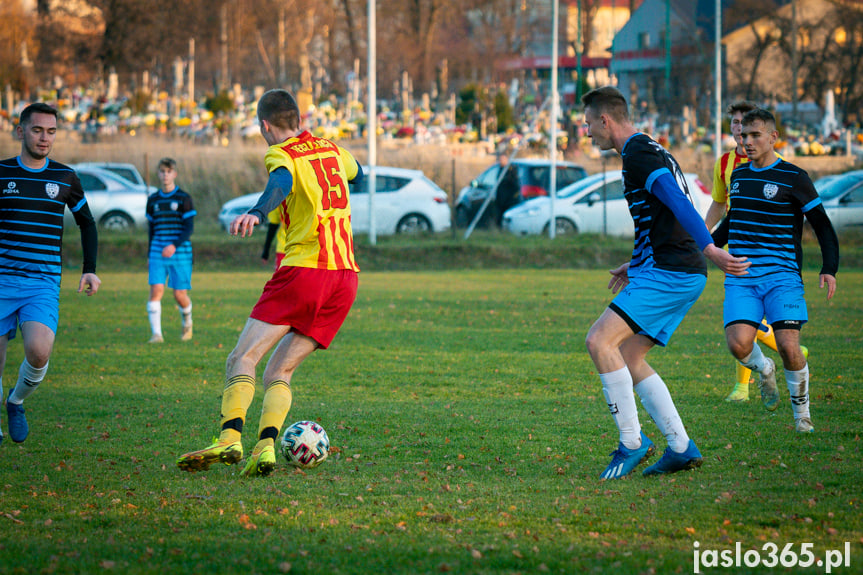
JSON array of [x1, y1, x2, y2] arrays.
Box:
[[65, 165, 151, 231], [502, 169, 711, 237], [72, 162, 156, 193], [218, 166, 451, 235]]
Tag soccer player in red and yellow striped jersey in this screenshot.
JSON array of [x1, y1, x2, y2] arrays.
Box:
[[177, 89, 363, 476]]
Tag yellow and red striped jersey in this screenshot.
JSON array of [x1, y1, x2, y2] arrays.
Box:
[[711, 148, 748, 206], [264, 131, 360, 272]]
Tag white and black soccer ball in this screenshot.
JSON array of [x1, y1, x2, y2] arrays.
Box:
[[280, 420, 330, 469]]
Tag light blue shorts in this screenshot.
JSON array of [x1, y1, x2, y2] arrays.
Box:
[[723, 277, 808, 329], [0, 276, 60, 340], [149, 255, 193, 290], [609, 267, 707, 347]]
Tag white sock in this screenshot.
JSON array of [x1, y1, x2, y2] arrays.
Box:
[[739, 342, 768, 373], [634, 373, 690, 453], [179, 303, 192, 327], [785, 364, 811, 421], [9, 358, 48, 405], [147, 301, 162, 336], [600, 367, 641, 449]]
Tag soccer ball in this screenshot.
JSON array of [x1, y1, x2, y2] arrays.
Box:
[[280, 420, 330, 469]]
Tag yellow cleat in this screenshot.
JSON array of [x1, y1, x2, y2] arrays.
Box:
[[181, 321, 193, 341], [177, 440, 242, 472], [724, 386, 750, 402], [241, 445, 276, 477]]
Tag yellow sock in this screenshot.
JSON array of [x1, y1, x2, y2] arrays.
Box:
[[756, 320, 778, 352], [735, 362, 752, 387], [254, 380, 293, 450], [218, 374, 256, 444]]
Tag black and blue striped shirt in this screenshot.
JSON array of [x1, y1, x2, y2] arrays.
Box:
[[622, 133, 707, 275], [146, 188, 195, 259], [0, 156, 95, 285], [726, 158, 838, 284]]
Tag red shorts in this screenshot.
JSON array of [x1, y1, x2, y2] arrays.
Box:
[[250, 266, 358, 349]]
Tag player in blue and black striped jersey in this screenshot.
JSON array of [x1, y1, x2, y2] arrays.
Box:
[[0, 102, 101, 445], [581, 87, 750, 480], [145, 158, 196, 344], [712, 108, 839, 434]]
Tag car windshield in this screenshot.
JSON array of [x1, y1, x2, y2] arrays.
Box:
[[558, 172, 612, 199], [817, 173, 863, 200]]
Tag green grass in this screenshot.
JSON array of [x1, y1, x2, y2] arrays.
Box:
[[1, 264, 861, 573]]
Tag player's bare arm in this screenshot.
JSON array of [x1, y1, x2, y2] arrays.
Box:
[[607, 262, 629, 294], [78, 272, 101, 296], [230, 213, 261, 238], [820, 274, 837, 300], [703, 244, 750, 276]]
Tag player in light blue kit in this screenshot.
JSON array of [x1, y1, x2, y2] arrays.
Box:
[[145, 157, 196, 343], [0, 103, 101, 445], [712, 108, 838, 433], [580, 87, 750, 479]]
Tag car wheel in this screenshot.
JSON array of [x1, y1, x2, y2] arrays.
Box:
[[100, 211, 135, 231], [396, 214, 432, 234], [543, 217, 578, 235]]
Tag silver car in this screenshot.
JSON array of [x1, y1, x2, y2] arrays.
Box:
[[816, 170, 863, 231], [66, 165, 150, 231]]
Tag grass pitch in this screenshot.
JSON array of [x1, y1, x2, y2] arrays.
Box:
[[0, 269, 861, 574]]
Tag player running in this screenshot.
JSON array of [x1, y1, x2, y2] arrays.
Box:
[[0, 103, 101, 445], [580, 87, 749, 479], [706, 100, 808, 403], [176, 89, 363, 476], [712, 108, 838, 433]]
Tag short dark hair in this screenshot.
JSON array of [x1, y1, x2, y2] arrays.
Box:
[[257, 89, 300, 130], [742, 108, 776, 131], [158, 157, 177, 170], [581, 86, 629, 122], [20, 102, 58, 126], [727, 100, 757, 116]]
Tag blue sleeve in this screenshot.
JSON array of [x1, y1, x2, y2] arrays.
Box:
[[173, 213, 195, 247], [648, 170, 713, 250], [248, 167, 293, 222], [350, 160, 364, 186]]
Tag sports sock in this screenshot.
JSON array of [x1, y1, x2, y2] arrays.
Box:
[[785, 364, 811, 421], [9, 358, 49, 404], [756, 320, 778, 352], [599, 367, 641, 450], [734, 362, 752, 388], [218, 375, 256, 444], [180, 303, 192, 327], [634, 372, 690, 453], [254, 380, 293, 450], [147, 301, 162, 336], [739, 342, 768, 373]]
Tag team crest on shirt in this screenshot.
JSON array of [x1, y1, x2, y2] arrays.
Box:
[[171, 201, 179, 211], [763, 183, 779, 199], [45, 182, 60, 198]]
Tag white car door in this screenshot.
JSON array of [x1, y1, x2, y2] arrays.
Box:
[[833, 185, 863, 230], [75, 171, 111, 223], [572, 176, 633, 236]]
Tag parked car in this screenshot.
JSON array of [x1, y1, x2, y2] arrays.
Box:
[[350, 165, 450, 235], [218, 165, 450, 235], [815, 169, 863, 231], [455, 159, 588, 227], [72, 162, 157, 193], [218, 192, 262, 231], [502, 169, 711, 237], [65, 165, 150, 231]]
